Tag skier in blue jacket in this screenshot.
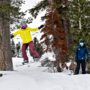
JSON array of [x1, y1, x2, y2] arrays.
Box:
[[75, 40, 89, 74]]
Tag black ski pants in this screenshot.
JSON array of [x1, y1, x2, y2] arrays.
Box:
[[75, 60, 86, 74]]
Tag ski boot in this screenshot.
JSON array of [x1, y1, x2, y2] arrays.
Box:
[[22, 60, 29, 65], [33, 57, 40, 62]]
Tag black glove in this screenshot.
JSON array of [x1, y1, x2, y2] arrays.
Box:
[[38, 25, 44, 29], [11, 34, 14, 38]]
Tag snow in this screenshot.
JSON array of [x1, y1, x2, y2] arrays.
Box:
[[40, 51, 56, 62], [0, 57, 90, 90], [0, 58, 90, 90]]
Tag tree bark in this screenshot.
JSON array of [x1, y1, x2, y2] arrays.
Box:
[[0, 0, 13, 70]]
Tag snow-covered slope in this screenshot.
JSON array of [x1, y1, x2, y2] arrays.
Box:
[[0, 58, 90, 90]]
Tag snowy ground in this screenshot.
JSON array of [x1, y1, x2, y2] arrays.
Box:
[[0, 58, 90, 90]]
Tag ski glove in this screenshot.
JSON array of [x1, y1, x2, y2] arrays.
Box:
[[11, 34, 14, 38], [38, 25, 44, 29]]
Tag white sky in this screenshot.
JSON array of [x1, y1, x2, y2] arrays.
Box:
[[21, 0, 45, 27], [21, 0, 42, 12]]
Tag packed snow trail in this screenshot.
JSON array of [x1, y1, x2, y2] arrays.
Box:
[[0, 58, 90, 90]]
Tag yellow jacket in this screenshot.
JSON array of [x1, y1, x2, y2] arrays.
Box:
[[13, 27, 38, 44]]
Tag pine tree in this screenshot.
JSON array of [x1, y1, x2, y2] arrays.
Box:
[[68, 0, 90, 58], [0, 0, 13, 70], [0, 0, 24, 70], [30, 0, 69, 72], [29, 0, 49, 18], [33, 37, 43, 57]]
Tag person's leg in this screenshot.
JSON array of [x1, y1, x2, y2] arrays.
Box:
[[75, 61, 80, 74], [17, 49, 19, 57], [29, 41, 40, 58], [17, 48, 20, 57], [22, 43, 29, 61], [81, 60, 86, 74]]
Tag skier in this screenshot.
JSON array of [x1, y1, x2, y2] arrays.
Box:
[[16, 42, 20, 57], [75, 40, 89, 74], [11, 23, 44, 64], [11, 39, 16, 57]]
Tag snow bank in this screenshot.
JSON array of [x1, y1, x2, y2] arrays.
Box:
[[0, 58, 90, 90]]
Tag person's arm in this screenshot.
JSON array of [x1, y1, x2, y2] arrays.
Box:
[[29, 25, 44, 32], [11, 29, 20, 38], [30, 28, 39, 32]]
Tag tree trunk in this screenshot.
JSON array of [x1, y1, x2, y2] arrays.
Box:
[[0, 0, 13, 70]]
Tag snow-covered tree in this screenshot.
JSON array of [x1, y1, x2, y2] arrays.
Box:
[[30, 0, 69, 72]]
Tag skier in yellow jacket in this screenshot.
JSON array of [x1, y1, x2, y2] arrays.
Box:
[[11, 24, 44, 64]]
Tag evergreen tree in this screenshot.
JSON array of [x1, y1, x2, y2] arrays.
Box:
[[29, 0, 49, 18], [67, 0, 90, 58], [30, 0, 69, 72], [33, 37, 43, 57], [0, 0, 24, 70]]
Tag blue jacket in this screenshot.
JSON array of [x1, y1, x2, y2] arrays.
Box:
[[75, 45, 89, 61]]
